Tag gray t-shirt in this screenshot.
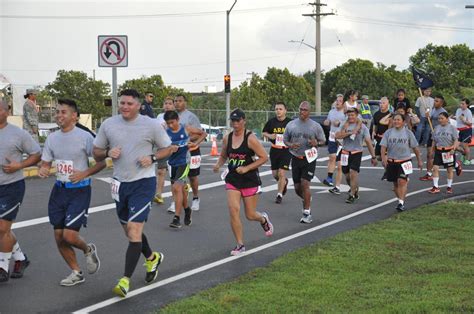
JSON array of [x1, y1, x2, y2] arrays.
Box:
[[415, 96, 434, 112], [342, 123, 370, 152], [283, 118, 326, 157], [0, 123, 41, 185], [380, 127, 418, 160], [42, 127, 94, 174], [455, 108, 473, 129], [430, 107, 447, 128], [178, 110, 201, 129], [433, 124, 458, 148], [327, 108, 346, 136], [94, 114, 171, 182]]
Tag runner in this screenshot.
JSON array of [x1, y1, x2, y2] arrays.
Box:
[[154, 96, 175, 205], [213, 109, 273, 255], [164, 111, 206, 228], [380, 113, 423, 211], [38, 99, 104, 286], [454, 98, 472, 165], [371, 97, 391, 161], [172, 94, 202, 212], [334, 108, 377, 203], [93, 89, 176, 297], [428, 112, 459, 194], [262, 101, 291, 203], [323, 96, 345, 187], [0, 100, 41, 282], [283, 101, 326, 223]]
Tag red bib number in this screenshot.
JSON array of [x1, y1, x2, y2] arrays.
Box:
[[56, 160, 73, 182]]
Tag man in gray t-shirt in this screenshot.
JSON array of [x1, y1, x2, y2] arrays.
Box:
[[174, 94, 203, 211], [283, 101, 325, 224], [323, 99, 345, 187], [334, 108, 377, 203], [93, 89, 177, 297], [39, 99, 105, 286], [0, 100, 41, 282]]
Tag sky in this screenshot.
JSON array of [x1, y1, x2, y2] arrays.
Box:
[[0, 0, 473, 95]]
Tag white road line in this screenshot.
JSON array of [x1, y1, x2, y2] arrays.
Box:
[[73, 179, 474, 313]]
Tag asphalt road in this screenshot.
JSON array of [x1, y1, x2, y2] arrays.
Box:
[[1, 145, 473, 313]]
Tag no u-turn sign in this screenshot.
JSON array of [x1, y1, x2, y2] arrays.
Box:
[[98, 35, 128, 67]]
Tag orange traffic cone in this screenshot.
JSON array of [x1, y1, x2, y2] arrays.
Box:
[[210, 136, 219, 156]]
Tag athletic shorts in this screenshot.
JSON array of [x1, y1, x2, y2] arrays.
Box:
[[340, 151, 363, 174], [170, 164, 190, 185], [327, 141, 338, 155], [458, 129, 472, 144], [48, 183, 91, 231], [291, 156, 316, 184], [386, 160, 411, 182], [427, 133, 433, 148], [375, 135, 384, 156], [0, 179, 25, 221], [188, 148, 201, 177], [225, 183, 259, 198], [270, 147, 291, 170], [115, 177, 156, 225], [433, 149, 456, 168]]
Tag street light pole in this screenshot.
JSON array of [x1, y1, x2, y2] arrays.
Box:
[[226, 0, 237, 129]]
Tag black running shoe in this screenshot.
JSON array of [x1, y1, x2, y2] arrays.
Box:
[[396, 203, 406, 212], [184, 207, 192, 226], [10, 255, 30, 279], [381, 172, 387, 181], [0, 268, 9, 282], [275, 195, 282, 204], [345, 195, 356, 204], [169, 216, 182, 228]]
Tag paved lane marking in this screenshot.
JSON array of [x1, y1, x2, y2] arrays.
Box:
[[73, 179, 474, 313]]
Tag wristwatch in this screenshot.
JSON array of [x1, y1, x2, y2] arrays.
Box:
[[150, 154, 158, 163]]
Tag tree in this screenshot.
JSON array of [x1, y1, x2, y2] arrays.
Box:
[[45, 70, 110, 123]]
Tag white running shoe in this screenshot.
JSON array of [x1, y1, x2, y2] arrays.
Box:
[[60, 270, 85, 286], [167, 201, 175, 213], [300, 210, 313, 224], [85, 243, 100, 274], [191, 198, 200, 211]]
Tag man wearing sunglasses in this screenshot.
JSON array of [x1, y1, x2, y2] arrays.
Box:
[[140, 92, 156, 118]]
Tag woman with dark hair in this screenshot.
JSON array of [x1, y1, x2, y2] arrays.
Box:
[[343, 89, 360, 111], [393, 88, 411, 111]]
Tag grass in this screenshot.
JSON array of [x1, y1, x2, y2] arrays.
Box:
[[161, 201, 474, 313]]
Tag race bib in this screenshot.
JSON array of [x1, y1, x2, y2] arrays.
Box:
[[56, 160, 73, 182], [111, 179, 121, 202], [401, 161, 413, 175], [441, 152, 454, 164], [275, 134, 285, 147], [305, 147, 318, 163], [190, 155, 201, 169], [329, 132, 336, 142], [221, 168, 229, 181], [340, 153, 349, 166]]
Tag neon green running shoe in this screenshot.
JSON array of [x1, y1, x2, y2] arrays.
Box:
[[144, 252, 164, 283], [112, 277, 130, 297]]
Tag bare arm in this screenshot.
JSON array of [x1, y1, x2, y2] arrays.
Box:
[[413, 147, 423, 170], [69, 161, 107, 183], [213, 134, 229, 172], [262, 132, 276, 140], [2, 153, 41, 174]]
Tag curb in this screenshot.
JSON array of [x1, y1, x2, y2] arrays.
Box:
[[23, 158, 114, 178]]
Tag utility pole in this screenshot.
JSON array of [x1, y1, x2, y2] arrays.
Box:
[[303, 1, 334, 115], [225, 0, 237, 129]]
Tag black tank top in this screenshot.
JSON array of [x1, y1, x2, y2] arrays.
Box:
[[225, 130, 261, 189]]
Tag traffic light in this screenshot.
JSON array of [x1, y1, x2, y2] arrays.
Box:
[[224, 75, 231, 93]]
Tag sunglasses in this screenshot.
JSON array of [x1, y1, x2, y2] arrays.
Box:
[[299, 108, 309, 111]]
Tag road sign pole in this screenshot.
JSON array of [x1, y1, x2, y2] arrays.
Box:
[[112, 67, 118, 116]]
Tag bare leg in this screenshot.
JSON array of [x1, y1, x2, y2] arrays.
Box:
[[227, 190, 244, 245]]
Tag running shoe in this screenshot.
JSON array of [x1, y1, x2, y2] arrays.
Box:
[[153, 195, 164, 204], [463, 159, 471, 166], [460, 155, 466, 163], [396, 203, 406, 212], [112, 277, 130, 297], [300, 210, 313, 224], [169, 216, 182, 228], [261, 212, 273, 237], [275, 194, 282, 204], [230, 244, 246, 256], [191, 198, 200, 211], [345, 195, 356, 204], [428, 186, 441, 194], [0, 268, 9, 282], [381, 172, 387, 181], [354, 192, 359, 200], [85, 243, 100, 274], [419, 174, 433, 181], [282, 178, 289, 195], [323, 177, 334, 186], [60, 270, 85, 287], [10, 255, 30, 279], [328, 187, 341, 195], [184, 207, 192, 226], [144, 252, 164, 283], [167, 201, 176, 214], [446, 187, 453, 194], [455, 160, 463, 176]]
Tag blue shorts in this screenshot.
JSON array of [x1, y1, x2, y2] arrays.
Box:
[[0, 179, 25, 221], [48, 184, 91, 231], [458, 128, 472, 144], [327, 141, 339, 155], [116, 177, 156, 225]]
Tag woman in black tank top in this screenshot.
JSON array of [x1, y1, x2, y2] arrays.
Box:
[[213, 109, 274, 255]]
